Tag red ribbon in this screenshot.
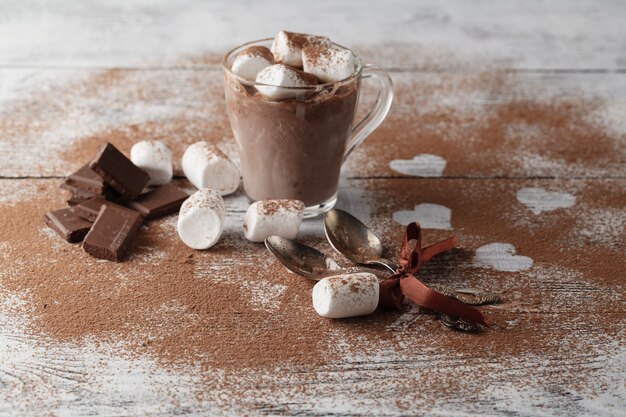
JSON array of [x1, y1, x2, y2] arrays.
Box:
[[378, 223, 489, 327]]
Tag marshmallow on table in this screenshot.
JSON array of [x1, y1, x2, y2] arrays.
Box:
[[255, 64, 318, 100], [243, 199, 304, 242], [302, 45, 357, 83], [181, 142, 240, 195], [130, 140, 173, 186], [270, 30, 330, 67], [312, 273, 380, 319], [231, 46, 274, 81], [177, 189, 225, 250]]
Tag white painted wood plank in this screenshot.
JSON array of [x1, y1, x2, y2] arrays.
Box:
[[0, 177, 624, 416], [1, 68, 624, 178], [0, 0, 625, 69]]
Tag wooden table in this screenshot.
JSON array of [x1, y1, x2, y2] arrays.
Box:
[[1, 1, 624, 415]]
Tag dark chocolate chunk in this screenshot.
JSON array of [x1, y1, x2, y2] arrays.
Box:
[[66, 193, 92, 206], [44, 208, 93, 243], [82, 205, 143, 262], [73, 197, 141, 223], [63, 164, 109, 195], [126, 184, 189, 220], [61, 184, 98, 206], [89, 143, 150, 199]]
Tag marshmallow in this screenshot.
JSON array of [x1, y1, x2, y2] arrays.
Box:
[[243, 199, 304, 242], [312, 273, 380, 319], [177, 189, 225, 250], [255, 64, 318, 100], [302, 45, 356, 83], [270, 31, 330, 67], [231, 46, 274, 81], [130, 140, 173, 186], [181, 142, 240, 195]]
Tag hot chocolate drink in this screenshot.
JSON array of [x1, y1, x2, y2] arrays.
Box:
[[223, 32, 392, 216], [224, 76, 359, 207]]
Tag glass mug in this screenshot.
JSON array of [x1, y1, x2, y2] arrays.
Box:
[[223, 39, 393, 217]]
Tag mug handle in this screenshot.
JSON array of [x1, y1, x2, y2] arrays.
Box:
[[343, 65, 394, 161]]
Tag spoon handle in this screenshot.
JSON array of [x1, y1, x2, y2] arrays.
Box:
[[320, 267, 384, 279], [428, 284, 502, 306], [370, 258, 398, 274], [293, 267, 382, 281]]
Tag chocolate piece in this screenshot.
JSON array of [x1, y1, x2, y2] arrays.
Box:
[[62, 185, 120, 207], [82, 205, 143, 262], [66, 192, 92, 206], [61, 184, 98, 206], [126, 184, 188, 220], [63, 164, 109, 195], [73, 197, 140, 223], [89, 143, 150, 199], [43, 208, 92, 243]]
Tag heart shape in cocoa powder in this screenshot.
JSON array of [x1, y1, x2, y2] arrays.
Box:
[[392, 203, 452, 230], [389, 154, 446, 177], [516, 187, 576, 215], [473, 243, 533, 272]]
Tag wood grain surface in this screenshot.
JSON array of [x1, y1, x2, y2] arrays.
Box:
[[0, 1, 625, 416]]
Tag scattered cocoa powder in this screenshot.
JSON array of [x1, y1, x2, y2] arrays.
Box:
[[236, 45, 274, 62], [1, 182, 332, 371], [349, 71, 626, 179], [0, 57, 624, 410], [257, 199, 304, 216], [301, 45, 332, 68]]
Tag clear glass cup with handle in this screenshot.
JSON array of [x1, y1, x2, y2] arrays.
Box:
[[223, 39, 393, 218]]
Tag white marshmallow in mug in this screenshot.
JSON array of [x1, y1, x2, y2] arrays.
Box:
[[302, 45, 356, 83], [181, 142, 240, 196], [231, 46, 274, 81], [312, 272, 380, 319], [270, 30, 330, 67], [255, 64, 318, 100], [130, 140, 173, 186], [177, 189, 225, 250], [243, 199, 305, 242]]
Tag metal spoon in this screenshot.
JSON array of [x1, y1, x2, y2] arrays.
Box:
[[264, 235, 373, 281], [324, 209, 500, 331], [323, 208, 398, 273], [324, 209, 499, 306]]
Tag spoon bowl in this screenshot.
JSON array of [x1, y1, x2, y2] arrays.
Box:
[[324, 209, 397, 273], [265, 235, 369, 281]]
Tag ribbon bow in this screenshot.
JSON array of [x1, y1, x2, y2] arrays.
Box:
[[378, 222, 489, 327]]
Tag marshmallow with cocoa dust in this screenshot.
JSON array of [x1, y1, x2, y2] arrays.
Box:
[[231, 46, 274, 81], [302, 45, 356, 83], [177, 189, 225, 250], [181, 142, 240, 196], [255, 64, 318, 100], [312, 272, 380, 319], [130, 140, 173, 186], [243, 199, 305, 242], [270, 30, 330, 67]]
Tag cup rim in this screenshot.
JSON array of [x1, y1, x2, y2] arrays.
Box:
[[222, 37, 363, 89]]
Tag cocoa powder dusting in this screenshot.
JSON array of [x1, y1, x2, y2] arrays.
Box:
[[258, 199, 304, 216], [0, 56, 624, 409], [302, 45, 332, 68], [1, 183, 330, 371]]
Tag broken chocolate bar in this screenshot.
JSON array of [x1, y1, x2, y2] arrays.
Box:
[[126, 184, 188, 220], [62, 164, 119, 206], [89, 143, 150, 199], [82, 205, 143, 262], [73, 197, 141, 223], [44, 208, 93, 243], [61, 184, 98, 206], [63, 164, 109, 195]]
